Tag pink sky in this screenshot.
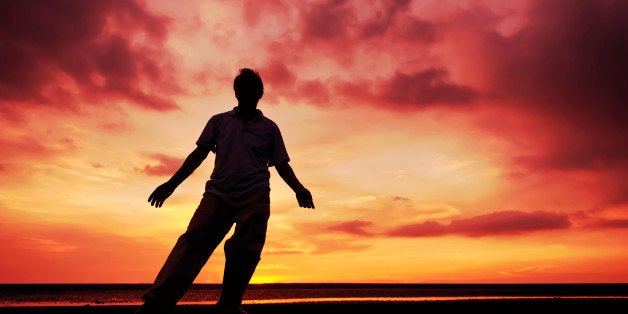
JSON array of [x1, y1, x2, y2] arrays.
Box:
[[0, 0, 627, 284]]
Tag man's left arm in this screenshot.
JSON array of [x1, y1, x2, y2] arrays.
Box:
[[275, 161, 315, 209]]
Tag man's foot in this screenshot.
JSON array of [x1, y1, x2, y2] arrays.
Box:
[[134, 298, 174, 314]]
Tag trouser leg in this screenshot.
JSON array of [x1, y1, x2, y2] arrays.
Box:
[[217, 210, 269, 308], [143, 194, 233, 307]]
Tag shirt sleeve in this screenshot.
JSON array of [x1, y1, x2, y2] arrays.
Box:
[[196, 116, 217, 152], [267, 122, 290, 167]]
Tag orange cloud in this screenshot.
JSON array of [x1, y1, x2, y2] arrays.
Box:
[[139, 153, 184, 177]]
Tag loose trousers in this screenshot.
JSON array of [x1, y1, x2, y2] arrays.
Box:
[[142, 187, 271, 308]]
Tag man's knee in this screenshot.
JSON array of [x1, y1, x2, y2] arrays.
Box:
[[224, 237, 264, 260], [179, 226, 222, 246]]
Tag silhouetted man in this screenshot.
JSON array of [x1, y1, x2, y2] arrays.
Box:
[[135, 68, 315, 314]]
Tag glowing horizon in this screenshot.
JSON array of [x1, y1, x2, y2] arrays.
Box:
[[1, 0, 627, 284]]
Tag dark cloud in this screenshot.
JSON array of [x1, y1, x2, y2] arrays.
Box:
[[477, 0, 628, 174], [301, 0, 354, 40], [359, 0, 435, 42], [396, 18, 437, 42], [449, 210, 571, 237], [377, 69, 477, 106], [322, 68, 477, 108], [360, 0, 412, 38], [300, 0, 435, 42], [288, 0, 627, 173], [585, 219, 628, 229], [387, 210, 571, 238], [259, 0, 458, 109], [0, 0, 179, 113]]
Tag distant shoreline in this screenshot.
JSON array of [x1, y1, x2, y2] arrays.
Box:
[[2, 283, 626, 311], [1, 299, 628, 314], [2, 282, 627, 289]]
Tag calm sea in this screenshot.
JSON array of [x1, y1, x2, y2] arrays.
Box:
[[1, 284, 626, 307]]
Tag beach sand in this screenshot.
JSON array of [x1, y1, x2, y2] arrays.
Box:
[[1, 299, 627, 314]]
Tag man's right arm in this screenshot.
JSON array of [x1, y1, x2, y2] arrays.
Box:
[[275, 161, 315, 209], [148, 145, 211, 208]]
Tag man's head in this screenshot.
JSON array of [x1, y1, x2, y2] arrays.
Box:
[[234, 68, 264, 108]]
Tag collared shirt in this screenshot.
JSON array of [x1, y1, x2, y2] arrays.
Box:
[[196, 107, 290, 197]]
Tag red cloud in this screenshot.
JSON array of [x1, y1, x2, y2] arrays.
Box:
[[360, 0, 412, 38], [326, 220, 374, 236], [260, 61, 297, 90], [264, 0, 626, 177], [0, 0, 179, 113], [322, 68, 477, 108], [449, 210, 571, 237], [387, 210, 571, 238], [139, 153, 183, 177], [585, 219, 628, 229], [301, 0, 354, 41], [297, 80, 330, 105], [386, 220, 448, 237], [301, 0, 435, 43], [392, 196, 411, 202], [251, 1, 466, 109], [394, 18, 437, 42], [0, 136, 78, 163], [409, 0, 628, 208], [357, 0, 436, 43]]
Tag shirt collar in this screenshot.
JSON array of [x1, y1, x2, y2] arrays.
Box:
[[230, 107, 264, 122]]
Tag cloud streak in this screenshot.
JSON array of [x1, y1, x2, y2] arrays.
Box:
[[323, 210, 573, 238], [386, 210, 571, 237]]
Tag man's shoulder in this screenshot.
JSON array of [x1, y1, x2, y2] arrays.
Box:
[[214, 109, 234, 117], [209, 110, 235, 121], [259, 114, 276, 123], [259, 115, 280, 129]]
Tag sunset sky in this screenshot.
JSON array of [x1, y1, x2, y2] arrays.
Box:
[[1, 0, 627, 284]]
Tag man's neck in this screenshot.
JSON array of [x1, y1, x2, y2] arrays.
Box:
[[236, 106, 258, 123]]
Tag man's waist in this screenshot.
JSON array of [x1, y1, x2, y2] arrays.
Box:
[[204, 180, 270, 198]]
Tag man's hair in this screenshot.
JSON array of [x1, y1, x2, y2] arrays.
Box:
[[234, 68, 264, 99]]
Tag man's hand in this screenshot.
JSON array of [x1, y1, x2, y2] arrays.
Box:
[[296, 188, 315, 209], [146, 146, 208, 208], [148, 182, 176, 208]]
